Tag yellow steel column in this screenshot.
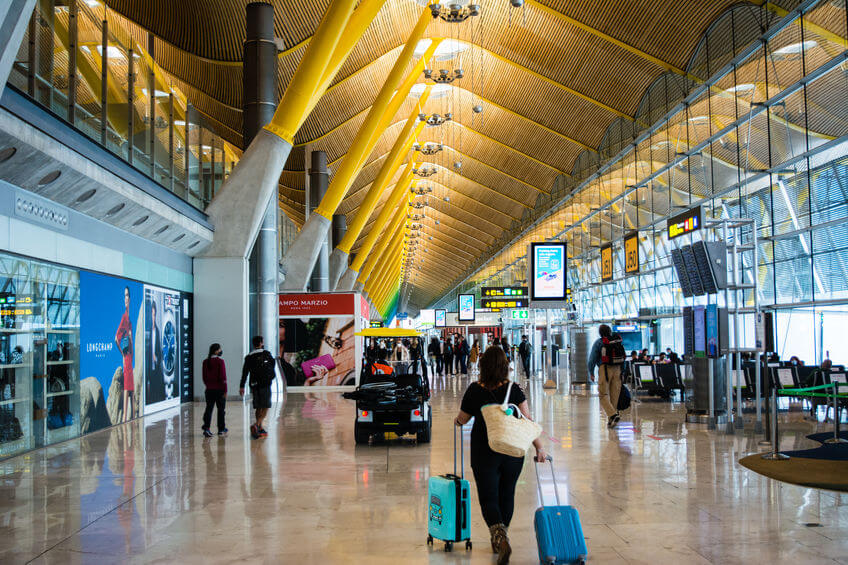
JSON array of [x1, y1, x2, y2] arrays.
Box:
[[366, 226, 405, 295], [306, 0, 388, 107], [312, 8, 434, 220], [352, 165, 415, 272], [337, 103, 428, 254], [361, 207, 407, 289], [360, 213, 406, 290], [264, 0, 359, 143]]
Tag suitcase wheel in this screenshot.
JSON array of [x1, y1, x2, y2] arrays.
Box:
[[426, 535, 433, 546], [465, 540, 472, 550], [444, 541, 452, 552]]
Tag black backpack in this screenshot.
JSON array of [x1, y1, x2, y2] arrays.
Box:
[[601, 334, 626, 365], [250, 351, 276, 387]]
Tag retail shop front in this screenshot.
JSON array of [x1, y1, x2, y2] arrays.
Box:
[[0, 252, 193, 460]]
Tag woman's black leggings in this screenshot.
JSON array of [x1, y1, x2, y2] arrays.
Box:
[[471, 451, 525, 527]]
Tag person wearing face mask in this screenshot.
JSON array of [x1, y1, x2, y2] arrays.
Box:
[[202, 343, 227, 437]]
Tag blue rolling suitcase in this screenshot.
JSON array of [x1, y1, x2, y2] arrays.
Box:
[[427, 425, 472, 552], [534, 456, 588, 564]]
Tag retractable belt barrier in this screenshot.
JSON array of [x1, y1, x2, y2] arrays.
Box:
[[776, 382, 847, 447]]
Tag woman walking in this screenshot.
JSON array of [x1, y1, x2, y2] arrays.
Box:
[[469, 340, 480, 374], [454, 347, 546, 564], [201, 343, 227, 437]]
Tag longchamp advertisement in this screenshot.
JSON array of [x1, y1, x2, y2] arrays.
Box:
[[279, 293, 364, 389]]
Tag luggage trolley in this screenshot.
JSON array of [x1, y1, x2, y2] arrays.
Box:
[[344, 328, 432, 445]]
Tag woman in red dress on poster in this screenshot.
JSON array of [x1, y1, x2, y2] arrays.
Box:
[[115, 286, 135, 422]]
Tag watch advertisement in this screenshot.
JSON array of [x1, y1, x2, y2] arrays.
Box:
[[144, 285, 181, 413]]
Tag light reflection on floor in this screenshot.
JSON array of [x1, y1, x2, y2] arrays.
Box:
[[1, 373, 847, 564]]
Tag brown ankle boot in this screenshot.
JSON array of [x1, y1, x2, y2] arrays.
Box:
[[489, 523, 511, 564]]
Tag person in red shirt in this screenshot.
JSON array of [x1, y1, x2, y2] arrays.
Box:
[[202, 343, 228, 437], [115, 286, 135, 423]]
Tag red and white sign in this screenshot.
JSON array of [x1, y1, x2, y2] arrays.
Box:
[[279, 293, 356, 317], [360, 295, 369, 321]]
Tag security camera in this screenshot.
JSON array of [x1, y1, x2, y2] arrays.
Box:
[[510, 0, 523, 7], [472, 104, 483, 113]]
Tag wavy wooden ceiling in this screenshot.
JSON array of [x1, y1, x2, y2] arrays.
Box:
[[104, 0, 787, 306]]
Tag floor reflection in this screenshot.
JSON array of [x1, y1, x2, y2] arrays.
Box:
[[0, 374, 846, 564]]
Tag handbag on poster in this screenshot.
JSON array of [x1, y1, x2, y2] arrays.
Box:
[[481, 381, 542, 457], [301, 354, 336, 378]]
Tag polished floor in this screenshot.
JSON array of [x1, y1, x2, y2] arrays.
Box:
[[2, 371, 847, 564]]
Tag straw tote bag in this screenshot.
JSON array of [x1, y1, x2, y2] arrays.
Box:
[[481, 382, 542, 457]]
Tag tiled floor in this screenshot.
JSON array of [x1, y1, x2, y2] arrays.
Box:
[[1, 373, 847, 564]]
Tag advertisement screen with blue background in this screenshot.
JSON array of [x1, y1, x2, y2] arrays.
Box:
[[532, 243, 566, 300], [458, 295, 475, 321], [80, 271, 143, 433]]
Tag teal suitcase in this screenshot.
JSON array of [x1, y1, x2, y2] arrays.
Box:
[[427, 425, 472, 552], [534, 457, 588, 564]]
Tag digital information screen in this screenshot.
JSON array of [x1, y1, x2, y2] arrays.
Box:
[[600, 244, 613, 282], [482, 286, 528, 298], [458, 294, 475, 322], [624, 232, 639, 275], [481, 297, 528, 309], [693, 305, 706, 358], [530, 242, 566, 301], [667, 205, 702, 240], [435, 309, 446, 327], [420, 309, 435, 326]]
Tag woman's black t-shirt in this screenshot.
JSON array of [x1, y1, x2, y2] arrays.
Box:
[[460, 381, 527, 459]]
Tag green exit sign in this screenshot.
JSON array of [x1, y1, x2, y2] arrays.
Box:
[[511, 310, 529, 319]]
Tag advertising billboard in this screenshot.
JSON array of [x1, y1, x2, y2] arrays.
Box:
[[458, 294, 475, 322], [79, 271, 143, 433], [144, 285, 182, 413], [420, 308, 435, 326], [529, 242, 566, 302], [435, 309, 446, 327]]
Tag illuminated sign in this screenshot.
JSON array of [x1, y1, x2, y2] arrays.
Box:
[[624, 232, 639, 275], [511, 310, 529, 320], [435, 309, 446, 327], [530, 242, 566, 301], [369, 321, 383, 328], [667, 205, 702, 240], [482, 287, 528, 298], [458, 294, 475, 322], [481, 298, 528, 309], [600, 244, 613, 282]]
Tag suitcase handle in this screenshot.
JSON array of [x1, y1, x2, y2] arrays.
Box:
[[534, 455, 561, 506], [453, 423, 464, 479]]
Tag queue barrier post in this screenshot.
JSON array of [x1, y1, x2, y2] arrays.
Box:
[[824, 382, 847, 445], [761, 386, 789, 461]]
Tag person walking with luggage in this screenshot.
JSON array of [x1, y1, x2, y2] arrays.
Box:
[[587, 324, 625, 428], [239, 336, 276, 439], [201, 343, 227, 437], [454, 346, 547, 564], [518, 335, 532, 379]]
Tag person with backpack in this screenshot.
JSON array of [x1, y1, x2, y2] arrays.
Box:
[[239, 335, 276, 439], [587, 324, 625, 428]]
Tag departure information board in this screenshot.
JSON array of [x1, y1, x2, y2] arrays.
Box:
[[481, 298, 528, 309], [600, 244, 613, 282], [482, 286, 528, 298], [667, 205, 702, 240], [624, 232, 639, 274]]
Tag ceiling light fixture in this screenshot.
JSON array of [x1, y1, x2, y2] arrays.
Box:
[[413, 142, 443, 155], [413, 164, 438, 178], [429, 2, 481, 23], [423, 67, 463, 84], [419, 113, 452, 127]]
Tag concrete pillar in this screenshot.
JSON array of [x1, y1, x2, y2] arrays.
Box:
[[244, 2, 279, 358], [0, 0, 36, 99], [308, 151, 330, 292]]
